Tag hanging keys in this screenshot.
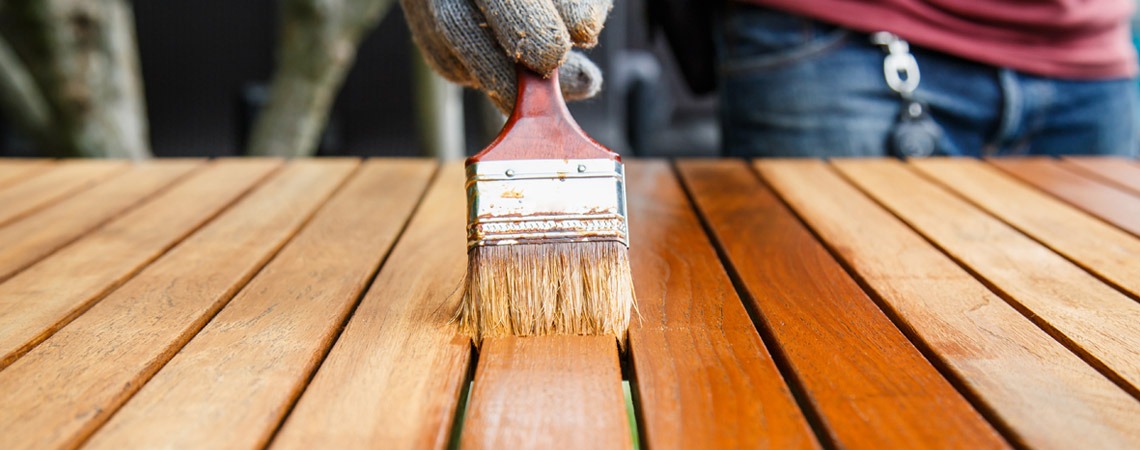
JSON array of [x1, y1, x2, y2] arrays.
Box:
[[871, 32, 942, 157]]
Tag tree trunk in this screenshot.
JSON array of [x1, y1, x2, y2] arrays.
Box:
[[247, 0, 395, 157], [0, 0, 151, 159]]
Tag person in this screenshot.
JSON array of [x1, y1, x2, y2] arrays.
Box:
[[402, 0, 1140, 158]]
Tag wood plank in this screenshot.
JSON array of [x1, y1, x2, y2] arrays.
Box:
[[836, 159, 1140, 397], [628, 161, 819, 449], [0, 159, 356, 450], [680, 160, 1004, 449], [0, 159, 281, 368], [268, 163, 472, 450], [0, 160, 202, 283], [0, 159, 52, 189], [1063, 156, 1140, 196], [756, 159, 1140, 450], [912, 159, 1140, 302], [990, 157, 1140, 237], [83, 159, 435, 450], [461, 336, 630, 450], [0, 160, 127, 227]]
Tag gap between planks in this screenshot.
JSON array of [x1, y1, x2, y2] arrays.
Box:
[[1062, 156, 1140, 196], [0, 159, 53, 190], [0, 160, 128, 227]]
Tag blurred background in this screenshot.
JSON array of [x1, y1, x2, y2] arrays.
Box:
[[0, 0, 718, 159]]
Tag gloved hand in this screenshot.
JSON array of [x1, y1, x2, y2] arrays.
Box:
[[401, 0, 612, 113]]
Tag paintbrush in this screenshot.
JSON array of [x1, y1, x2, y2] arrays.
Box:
[[458, 65, 635, 344]]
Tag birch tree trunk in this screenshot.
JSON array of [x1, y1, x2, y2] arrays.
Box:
[[247, 0, 396, 157], [0, 0, 151, 159]]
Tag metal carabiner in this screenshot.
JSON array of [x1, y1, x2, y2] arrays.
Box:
[[871, 32, 920, 97]]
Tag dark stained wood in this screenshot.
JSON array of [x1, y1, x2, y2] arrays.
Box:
[[990, 157, 1140, 237], [468, 67, 618, 162], [82, 159, 435, 450], [680, 159, 1004, 449], [268, 164, 472, 450], [626, 161, 818, 449], [0, 160, 357, 450], [1063, 156, 1140, 196], [461, 336, 630, 450], [757, 159, 1140, 449]]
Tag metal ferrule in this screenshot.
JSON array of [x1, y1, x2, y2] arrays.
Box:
[[466, 158, 629, 248]]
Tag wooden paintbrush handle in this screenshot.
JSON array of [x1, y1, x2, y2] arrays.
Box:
[[467, 65, 621, 163]]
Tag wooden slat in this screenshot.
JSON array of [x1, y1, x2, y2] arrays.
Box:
[[990, 157, 1140, 237], [0, 160, 355, 450], [680, 160, 1004, 449], [912, 159, 1140, 302], [0, 160, 202, 283], [0, 159, 52, 189], [629, 161, 819, 449], [1063, 156, 1140, 195], [268, 163, 472, 450], [461, 336, 630, 450], [0, 159, 281, 368], [836, 159, 1140, 397], [756, 159, 1140, 450], [83, 159, 435, 450], [0, 160, 127, 227]]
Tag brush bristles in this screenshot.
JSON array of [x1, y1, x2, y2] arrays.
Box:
[[458, 241, 636, 344]]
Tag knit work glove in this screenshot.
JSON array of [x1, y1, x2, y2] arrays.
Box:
[[401, 0, 611, 113]]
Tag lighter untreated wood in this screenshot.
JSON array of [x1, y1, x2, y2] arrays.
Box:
[[0, 160, 126, 226], [681, 160, 1003, 449], [836, 159, 1140, 397], [84, 159, 434, 450], [1063, 156, 1140, 196], [990, 158, 1140, 237], [0, 160, 201, 283], [913, 159, 1140, 302], [0, 160, 355, 450], [757, 159, 1140, 450], [0, 159, 51, 189], [627, 161, 818, 450], [0, 159, 281, 369], [269, 163, 472, 450], [461, 336, 630, 450]]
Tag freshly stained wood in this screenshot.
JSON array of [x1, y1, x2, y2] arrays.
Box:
[[627, 161, 818, 449], [0, 159, 51, 189], [269, 164, 472, 450], [0, 160, 355, 450], [0, 159, 281, 368], [681, 160, 1002, 449], [836, 159, 1140, 396], [0, 160, 201, 282], [757, 159, 1140, 449], [1063, 156, 1140, 195], [461, 337, 630, 450], [84, 159, 435, 450], [990, 157, 1140, 237], [0, 160, 126, 226], [913, 159, 1140, 301]]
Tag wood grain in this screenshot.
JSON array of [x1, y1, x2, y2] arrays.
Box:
[[756, 159, 1140, 450], [0, 159, 52, 189], [1063, 156, 1140, 195], [0, 159, 355, 450], [0, 160, 201, 283], [268, 163, 472, 450], [990, 157, 1140, 237], [0, 159, 281, 369], [627, 161, 818, 449], [680, 159, 1003, 449], [912, 159, 1140, 302], [0, 159, 126, 227], [83, 159, 435, 450], [836, 159, 1140, 397], [461, 336, 630, 450]]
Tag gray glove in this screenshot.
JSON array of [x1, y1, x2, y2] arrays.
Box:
[[401, 0, 612, 113]]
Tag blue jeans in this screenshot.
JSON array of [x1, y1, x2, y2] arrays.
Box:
[[716, 4, 1140, 158]]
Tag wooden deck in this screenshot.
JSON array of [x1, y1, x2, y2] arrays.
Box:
[[0, 157, 1138, 449]]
